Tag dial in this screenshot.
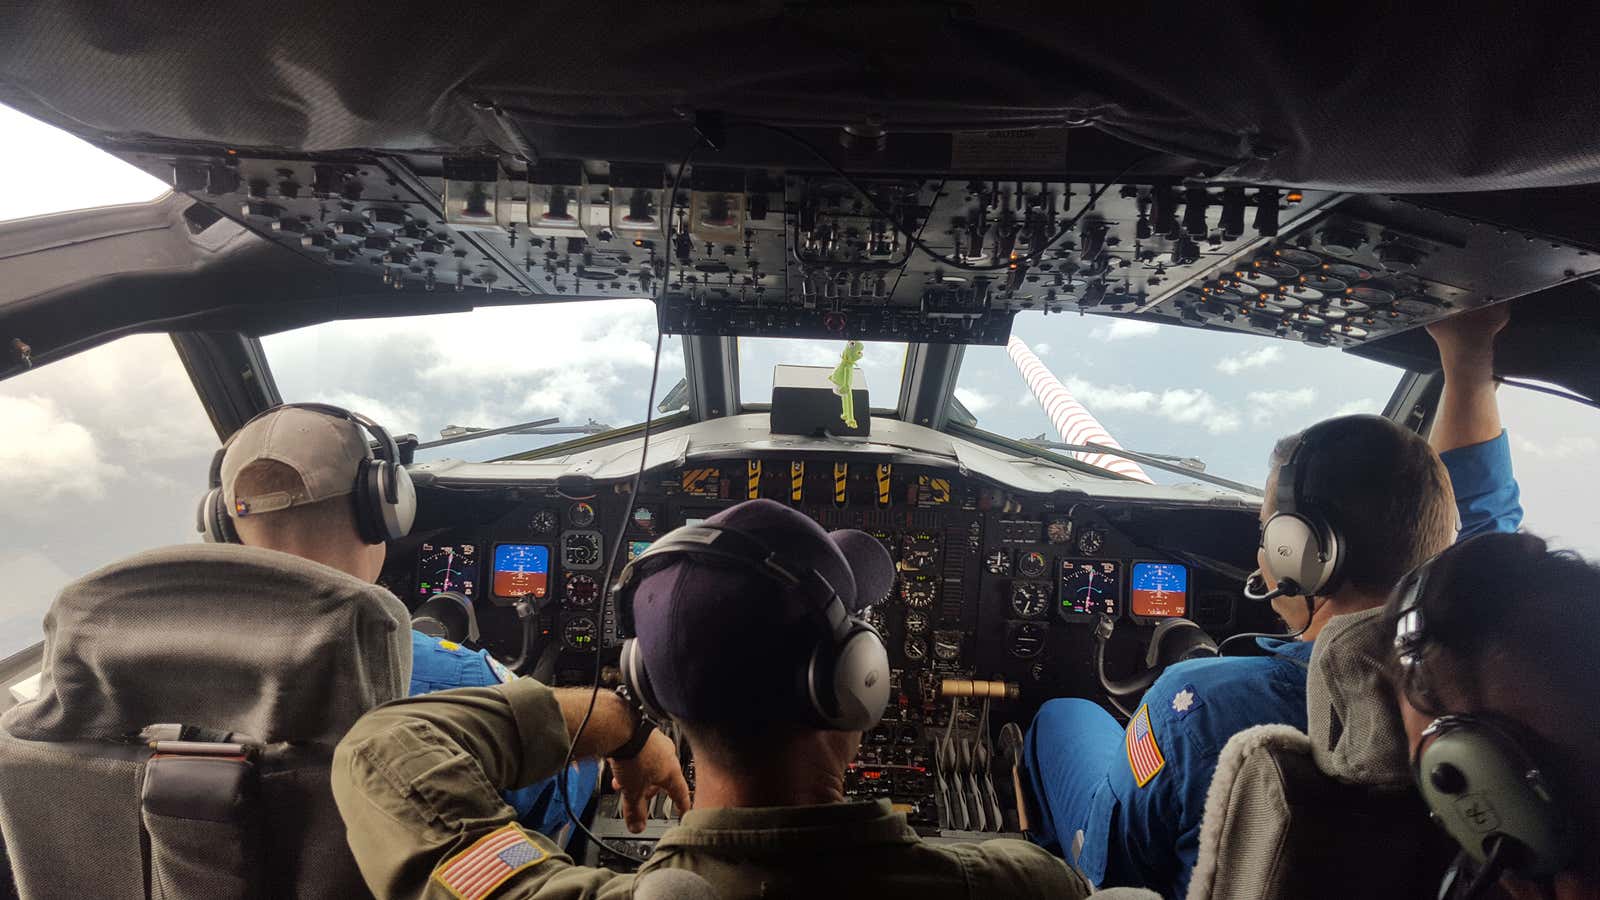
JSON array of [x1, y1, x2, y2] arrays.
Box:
[[1046, 518, 1074, 544], [569, 502, 597, 528], [1017, 551, 1048, 578], [900, 576, 936, 608], [863, 606, 888, 636], [1011, 583, 1049, 618], [561, 615, 598, 652], [985, 548, 1012, 575], [529, 509, 558, 534], [903, 611, 930, 635], [416, 543, 479, 599], [900, 532, 939, 572], [562, 531, 602, 570], [563, 574, 599, 609], [932, 631, 962, 661], [903, 638, 927, 661], [630, 506, 658, 534], [1059, 559, 1122, 620], [1009, 623, 1047, 659], [1076, 528, 1105, 556]]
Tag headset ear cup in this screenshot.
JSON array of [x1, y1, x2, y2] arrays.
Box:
[[620, 639, 666, 721], [1261, 513, 1334, 596], [198, 488, 240, 544], [352, 458, 384, 545], [808, 621, 890, 731], [385, 464, 416, 540]]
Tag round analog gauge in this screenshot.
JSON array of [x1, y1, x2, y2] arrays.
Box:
[[563, 574, 599, 608], [1010, 623, 1047, 659], [1285, 284, 1325, 304], [562, 615, 598, 652], [1348, 286, 1395, 307], [985, 548, 1012, 576], [864, 606, 888, 635], [1322, 262, 1372, 282], [933, 633, 961, 661], [630, 506, 658, 534], [569, 502, 597, 528], [901, 578, 936, 608], [867, 529, 895, 551], [903, 638, 927, 661], [1251, 259, 1300, 280], [1011, 583, 1049, 618], [1272, 293, 1304, 311], [900, 533, 939, 571], [1273, 247, 1322, 267], [1017, 551, 1048, 578], [1300, 273, 1348, 293], [903, 611, 930, 635], [529, 509, 558, 534], [1233, 269, 1278, 290], [1319, 305, 1349, 321], [1046, 518, 1074, 544], [1076, 528, 1105, 556]]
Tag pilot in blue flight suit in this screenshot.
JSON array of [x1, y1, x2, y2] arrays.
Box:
[[1017, 308, 1521, 899], [411, 634, 602, 844]]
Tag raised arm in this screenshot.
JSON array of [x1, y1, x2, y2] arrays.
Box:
[[1426, 304, 1522, 537]]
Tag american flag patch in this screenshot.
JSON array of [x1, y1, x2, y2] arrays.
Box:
[[434, 824, 547, 900], [1125, 704, 1166, 788]]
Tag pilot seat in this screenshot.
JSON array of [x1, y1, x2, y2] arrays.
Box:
[[0, 544, 412, 899], [1184, 606, 1457, 900]]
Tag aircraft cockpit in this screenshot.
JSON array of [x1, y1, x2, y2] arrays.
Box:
[[3, 6, 1600, 899]]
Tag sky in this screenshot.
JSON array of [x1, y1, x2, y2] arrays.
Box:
[[4, 103, 1600, 659]]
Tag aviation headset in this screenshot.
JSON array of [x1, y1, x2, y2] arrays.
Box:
[[196, 402, 416, 546], [1258, 417, 1354, 599], [1391, 560, 1575, 880], [612, 522, 891, 732]]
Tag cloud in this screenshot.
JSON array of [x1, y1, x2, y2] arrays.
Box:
[[953, 388, 994, 414], [1017, 389, 1039, 408], [1216, 345, 1283, 375], [1063, 377, 1241, 434], [1090, 320, 1160, 342], [1510, 433, 1599, 461], [1033, 342, 1053, 356], [1331, 397, 1381, 417], [1246, 388, 1317, 424], [0, 394, 125, 505]]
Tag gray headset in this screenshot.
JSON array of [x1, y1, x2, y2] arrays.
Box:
[[612, 523, 890, 732], [1259, 418, 1352, 597], [196, 402, 416, 546], [1392, 562, 1575, 880]]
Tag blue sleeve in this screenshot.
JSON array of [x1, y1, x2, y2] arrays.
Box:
[[407, 630, 500, 695], [1440, 430, 1523, 540]]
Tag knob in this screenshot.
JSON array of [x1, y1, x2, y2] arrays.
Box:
[[1219, 187, 1247, 240], [1183, 187, 1210, 240], [1253, 189, 1281, 237], [1151, 183, 1179, 238]]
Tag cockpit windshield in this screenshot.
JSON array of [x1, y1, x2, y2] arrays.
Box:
[[262, 300, 687, 464], [954, 317, 1406, 489]]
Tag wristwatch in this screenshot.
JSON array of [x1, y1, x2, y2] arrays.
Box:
[[609, 683, 658, 761]]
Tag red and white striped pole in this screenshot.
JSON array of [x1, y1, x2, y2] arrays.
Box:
[[1006, 335, 1153, 482]]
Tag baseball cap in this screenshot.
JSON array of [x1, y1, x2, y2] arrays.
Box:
[[221, 406, 369, 517], [632, 498, 895, 725]]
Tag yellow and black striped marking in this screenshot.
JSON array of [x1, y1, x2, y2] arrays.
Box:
[[682, 467, 720, 499], [747, 459, 762, 499], [790, 461, 805, 502], [833, 462, 849, 507], [916, 474, 951, 506], [876, 463, 892, 508]]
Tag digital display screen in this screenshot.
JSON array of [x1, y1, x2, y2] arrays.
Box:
[[1058, 559, 1122, 620], [416, 543, 479, 599], [627, 540, 652, 561], [1131, 562, 1188, 619], [493, 544, 549, 599]]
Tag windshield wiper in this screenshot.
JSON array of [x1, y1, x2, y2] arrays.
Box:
[[416, 417, 612, 451], [1022, 436, 1263, 497]]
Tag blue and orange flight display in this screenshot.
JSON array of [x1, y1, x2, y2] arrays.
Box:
[[493, 544, 549, 599], [1130, 562, 1188, 619]]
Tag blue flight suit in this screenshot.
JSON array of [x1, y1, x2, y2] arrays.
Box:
[[1024, 431, 1522, 900], [410, 631, 601, 845]]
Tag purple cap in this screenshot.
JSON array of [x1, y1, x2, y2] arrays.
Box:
[[632, 499, 894, 725]]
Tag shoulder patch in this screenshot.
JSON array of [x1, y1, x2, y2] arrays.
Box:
[[1169, 683, 1204, 720], [1125, 704, 1167, 788], [486, 654, 515, 684], [439, 640, 461, 651], [434, 824, 547, 900]]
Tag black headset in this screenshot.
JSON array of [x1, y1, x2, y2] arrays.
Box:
[[196, 402, 416, 546], [612, 523, 891, 732], [1391, 561, 1575, 881], [1258, 417, 1356, 599]]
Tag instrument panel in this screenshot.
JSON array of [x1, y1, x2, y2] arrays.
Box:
[[381, 455, 1262, 838]]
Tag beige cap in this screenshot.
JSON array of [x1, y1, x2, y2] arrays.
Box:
[[221, 406, 369, 517]]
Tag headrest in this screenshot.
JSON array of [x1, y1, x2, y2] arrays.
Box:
[[1305, 606, 1410, 786], [2, 544, 411, 746]]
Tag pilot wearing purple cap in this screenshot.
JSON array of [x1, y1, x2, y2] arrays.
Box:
[[331, 499, 1097, 900]]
